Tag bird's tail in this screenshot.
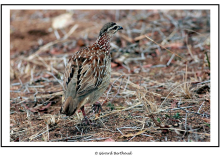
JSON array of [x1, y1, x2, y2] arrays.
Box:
[[60, 96, 77, 116]]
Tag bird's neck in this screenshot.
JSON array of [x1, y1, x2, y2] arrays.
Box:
[[95, 33, 112, 52]]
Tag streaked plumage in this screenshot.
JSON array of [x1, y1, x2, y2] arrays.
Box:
[[60, 22, 123, 117]]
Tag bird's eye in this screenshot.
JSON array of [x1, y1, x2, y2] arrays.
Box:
[[111, 26, 118, 30]]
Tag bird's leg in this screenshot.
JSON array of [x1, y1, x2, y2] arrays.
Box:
[[92, 102, 103, 118], [80, 105, 91, 125]]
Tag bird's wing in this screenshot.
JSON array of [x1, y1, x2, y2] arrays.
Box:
[[63, 47, 109, 97]]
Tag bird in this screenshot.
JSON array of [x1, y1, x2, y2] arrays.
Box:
[[60, 22, 123, 123]]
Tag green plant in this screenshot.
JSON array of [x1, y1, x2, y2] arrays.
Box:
[[157, 117, 161, 123], [107, 102, 115, 111], [173, 112, 181, 119]]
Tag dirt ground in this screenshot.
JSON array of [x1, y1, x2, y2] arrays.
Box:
[[10, 10, 210, 142]]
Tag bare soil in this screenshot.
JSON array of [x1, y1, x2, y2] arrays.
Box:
[[10, 10, 210, 142]]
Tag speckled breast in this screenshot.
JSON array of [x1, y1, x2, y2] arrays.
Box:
[[87, 56, 111, 104]]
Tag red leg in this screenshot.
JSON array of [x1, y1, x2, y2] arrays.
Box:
[[80, 106, 91, 124], [80, 105, 86, 117]]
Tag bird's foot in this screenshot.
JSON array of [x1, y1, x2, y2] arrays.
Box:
[[81, 116, 92, 125], [92, 102, 103, 118], [80, 105, 92, 125]]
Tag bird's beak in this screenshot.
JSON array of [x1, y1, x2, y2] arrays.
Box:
[[117, 25, 123, 30]]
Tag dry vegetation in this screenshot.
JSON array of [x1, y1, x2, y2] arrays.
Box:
[[10, 10, 210, 142]]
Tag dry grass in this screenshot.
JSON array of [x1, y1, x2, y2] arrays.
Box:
[[10, 10, 210, 142]]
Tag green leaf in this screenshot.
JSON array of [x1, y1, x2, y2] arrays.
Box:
[[157, 118, 161, 123]]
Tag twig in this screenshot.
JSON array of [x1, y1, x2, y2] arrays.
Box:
[[102, 75, 124, 105], [83, 137, 110, 141], [156, 128, 210, 136], [177, 105, 210, 117], [128, 135, 136, 141], [109, 76, 124, 103], [119, 33, 133, 43], [54, 30, 60, 40], [46, 71, 63, 89], [63, 24, 78, 40], [49, 134, 94, 142], [160, 82, 191, 108], [117, 128, 124, 135], [166, 53, 175, 66], [37, 54, 62, 75], [94, 102, 142, 120], [197, 101, 205, 113], [23, 91, 63, 101], [119, 127, 153, 138], [161, 28, 178, 45], [145, 35, 184, 60], [27, 39, 71, 60], [183, 29, 203, 35], [197, 80, 210, 85]]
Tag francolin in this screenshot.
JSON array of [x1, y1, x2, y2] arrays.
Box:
[[60, 22, 123, 122]]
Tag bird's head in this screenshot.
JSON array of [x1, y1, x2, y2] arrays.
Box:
[[99, 22, 123, 37]]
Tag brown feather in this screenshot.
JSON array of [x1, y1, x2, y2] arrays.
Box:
[[61, 22, 123, 116]]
